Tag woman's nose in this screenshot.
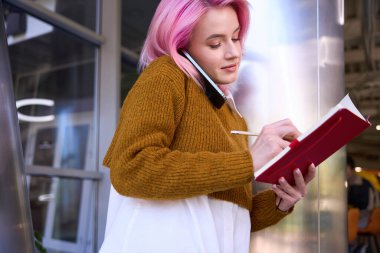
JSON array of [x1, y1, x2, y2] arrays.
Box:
[[225, 41, 241, 59]]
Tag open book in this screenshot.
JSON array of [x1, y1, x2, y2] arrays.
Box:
[[254, 94, 371, 185]]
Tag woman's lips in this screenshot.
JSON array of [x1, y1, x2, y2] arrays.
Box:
[[221, 64, 238, 72]]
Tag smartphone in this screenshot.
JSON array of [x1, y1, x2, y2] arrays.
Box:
[[180, 50, 227, 109]]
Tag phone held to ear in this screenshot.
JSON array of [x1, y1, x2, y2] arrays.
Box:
[[180, 50, 227, 109]]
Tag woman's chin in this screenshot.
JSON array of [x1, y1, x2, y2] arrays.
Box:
[[215, 76, 238, 86]]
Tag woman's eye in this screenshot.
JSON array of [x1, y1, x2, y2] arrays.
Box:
[[232, 38, 240, 42], [209, 43, 221, 49]]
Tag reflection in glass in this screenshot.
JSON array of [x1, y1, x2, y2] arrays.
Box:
[[60, 125, 89, 170], [29, 176, 52, 235], [5, 9, 96, 252], [52, 178, 82, 242], [33, 127, 57, 166], [120, 62, 139, 103], [5, 12, 96, 169], [121, 0, 160, 52], [28, 176, 84, 244]]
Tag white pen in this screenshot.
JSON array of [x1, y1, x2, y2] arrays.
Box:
[[230, 130, 259, 136]]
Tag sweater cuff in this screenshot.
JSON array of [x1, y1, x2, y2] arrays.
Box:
[[265, 190, 294, 216], [251, 190, 293, 232]]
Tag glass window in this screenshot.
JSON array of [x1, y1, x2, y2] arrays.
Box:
[[120, 61, 138, 104], [52, 178, 82, 242], [24, 0, 97, 30], [121, 0, 160, 53], [6, 10, 96, 253], [28, 176, 94, 252], [33, 127, 57, 166], [6, 12, 96, 166], [120, 1, 160, 104]]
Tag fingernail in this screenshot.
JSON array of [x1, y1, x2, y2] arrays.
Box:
[[295, 169, 301, 174], [272, 184, 277, 189], [279, 177, 285, 182]]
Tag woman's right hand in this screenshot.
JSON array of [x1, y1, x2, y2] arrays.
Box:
[[249, 119, 301, 171]]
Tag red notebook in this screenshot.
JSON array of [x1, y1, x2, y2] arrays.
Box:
[[254, 94, 371, 185]]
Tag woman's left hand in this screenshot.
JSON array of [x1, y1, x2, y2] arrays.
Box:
[[271, 163, 316, 212]]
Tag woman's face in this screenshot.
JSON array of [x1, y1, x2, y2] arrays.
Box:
[[188, 6, 242, 85]]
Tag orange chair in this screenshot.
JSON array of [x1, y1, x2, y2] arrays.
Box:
[[348, 208, 360, 243], [358, 207, 380, 252], [358, 208, 380, 234]]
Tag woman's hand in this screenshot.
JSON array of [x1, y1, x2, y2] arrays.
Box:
[[249, 119, 301, 171], [272, 164, 317, 212], [248, 119, 316, 211]]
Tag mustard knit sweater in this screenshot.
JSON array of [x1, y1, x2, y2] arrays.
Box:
[[103, 55, 290, 232]]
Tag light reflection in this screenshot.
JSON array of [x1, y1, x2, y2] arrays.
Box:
[[16, 98, 55, 122], [354, 167, 362, 172], [319, 36, 344, 67], [337, 0, 344, 25], [38, 194, 55, 202]]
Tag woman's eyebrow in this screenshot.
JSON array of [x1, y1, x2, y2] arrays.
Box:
[[206, 27, 240, 40]]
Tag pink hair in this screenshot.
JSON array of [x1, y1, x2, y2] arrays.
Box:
[[138, 0, 250, 86]]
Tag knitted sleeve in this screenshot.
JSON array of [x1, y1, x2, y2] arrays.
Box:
[[250, 189, 293, 232], [104, 72, 253, 200]]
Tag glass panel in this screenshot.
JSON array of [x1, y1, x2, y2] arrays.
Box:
[[60, 125, 89, 170], [120, 0, 160, 104], [52, 178, 82, 242], [5, 9, 96, 253], [121, 0, 160, 52], [5, 11, 96, 172], [33, 127, 57, 166], [28, 176, 92, 250], [23, 0, 97, 30], [120, 62, 138, 103], [29, 176, 53, 235]]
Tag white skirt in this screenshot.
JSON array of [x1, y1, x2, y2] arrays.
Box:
[[99, 186, 251, 253]]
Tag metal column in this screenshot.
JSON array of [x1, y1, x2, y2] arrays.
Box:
[[236, 0, 346, 252], [0, 1, 35, 252]]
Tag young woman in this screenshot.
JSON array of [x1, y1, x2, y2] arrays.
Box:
[[100, 0, 316, 252]]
